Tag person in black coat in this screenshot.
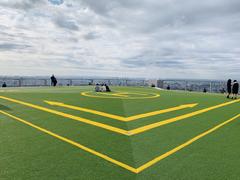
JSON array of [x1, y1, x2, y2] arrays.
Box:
[[53, 77, 58, 87], [232, 80, 239, 99], [203, 88, 207, 93], [105, 84, 111, 92], [2, 82, 7, 88], [50, 75, 58, 87], [226, 79, 232, 98], [51, 75, 55, 86]]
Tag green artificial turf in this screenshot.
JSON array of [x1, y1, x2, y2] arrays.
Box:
[[0, 86, 239, 180]]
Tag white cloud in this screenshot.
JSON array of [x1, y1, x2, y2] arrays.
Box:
[[0, 0, 240, 79]]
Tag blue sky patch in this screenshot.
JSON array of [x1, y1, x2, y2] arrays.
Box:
[[48, 0, 64, 5]]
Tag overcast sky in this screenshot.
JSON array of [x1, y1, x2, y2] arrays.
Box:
[[0, 0, 239, 79]]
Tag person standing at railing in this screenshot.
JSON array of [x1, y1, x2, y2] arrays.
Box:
[[51, 75, 54, 86], [167, 85, 170, 90], [226, 79, 232, 98], [50, 75, 58, 87], [2, 82, 7, 88], [203, 88, 207, 93], [232, 80, 239, 99]]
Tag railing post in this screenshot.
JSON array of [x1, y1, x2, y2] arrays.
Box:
[[185, 81, 187, 91], [19, 78, 22, 87], [210, 82, 212, 93]]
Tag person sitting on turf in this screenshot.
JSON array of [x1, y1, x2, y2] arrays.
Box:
[[99, 84, 105, 92], [105, 84, 111, 92], [232, 80, 239, 99], [227, 79, 232, 98], [95, 84, 100, 92]]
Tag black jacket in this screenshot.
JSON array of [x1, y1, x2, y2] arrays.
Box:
[[232, 82, 239, 94]]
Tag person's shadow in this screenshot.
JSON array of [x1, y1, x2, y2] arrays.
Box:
[[0, 104, 11, 111]]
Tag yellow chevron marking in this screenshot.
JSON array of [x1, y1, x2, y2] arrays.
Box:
[[44, 100, 198, 122], [129, 99, 240, 135], [0, 96, 128, 135], [0, 111, 136, 173], [1, 110, 239, 173], [0, 96, 239, 136]]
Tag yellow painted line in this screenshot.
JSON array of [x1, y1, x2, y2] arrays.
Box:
[[44, 100, 198, 122], [1, 96, 240, 136], [99, 92, 129, 97], [1, 110, 239, 173], [0, 96, 129, 136], [136, 114, 240, 173], [45, 100, 126, 121], [129, 99, 240, 135], [111, 93, 129, 97], [0, 110, 137, 173], [112, 92, 152, 97], [120, 92, 152, 96], [81, 91, 160, 99], [125, 104, 198, 121]]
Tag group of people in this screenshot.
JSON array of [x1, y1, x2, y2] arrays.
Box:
[[50, 75, 58, 87], [95, 83, 111, 92], [227, 79, 239, 99]]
